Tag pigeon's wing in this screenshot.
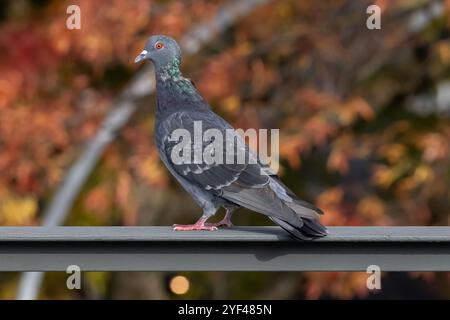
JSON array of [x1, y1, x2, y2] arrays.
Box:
[[158, 110, 266, 191], [159, 110, 326, 239]]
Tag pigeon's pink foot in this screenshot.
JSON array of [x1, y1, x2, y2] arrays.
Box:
[[173, 223, 218, 231], [205, 220, 233, 228], [205, 209, 234, 228]]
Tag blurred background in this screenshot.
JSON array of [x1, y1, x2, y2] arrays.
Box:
[[1, 0, 450, 299]]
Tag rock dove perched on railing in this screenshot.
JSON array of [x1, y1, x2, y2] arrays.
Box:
[[135, 35, 327, 240]]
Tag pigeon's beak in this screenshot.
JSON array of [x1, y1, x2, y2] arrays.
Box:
[[134, 49, 149, 63]]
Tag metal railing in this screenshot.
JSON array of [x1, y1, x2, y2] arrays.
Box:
[[2, 226, 450, 272]]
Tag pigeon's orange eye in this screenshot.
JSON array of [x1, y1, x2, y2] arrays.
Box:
[[155, 42, 164, 50]]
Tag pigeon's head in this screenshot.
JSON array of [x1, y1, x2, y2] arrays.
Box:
[[134, 35, 181, 70]]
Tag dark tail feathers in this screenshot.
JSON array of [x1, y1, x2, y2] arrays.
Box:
[[271, 216, 327, 241]]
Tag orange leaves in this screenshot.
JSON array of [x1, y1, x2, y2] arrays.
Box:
[[46, 0, 152, 64], [151, 1, 188, 37], [378, 143, 408, 165], [0, 25, 60, 75], [279, 134, 308, 169], [372, 163, 408, 189], [283, 116, 334, 157], [136, 153, 169, 188], [294, 89, 374, 150], [417, 132, 449, 163], [0, 194, 38, 226], [221, 95, 241, 114], [84, 184, 111, 217], [0, 105, 71, 194], [317, 189, 391, 226], [327, 145, 351, 174], [250, 59, 279, 97], [413, 165, 435, 184], [115, 171, 137, 226], [150, 0, 224, 39], [435, 40, 450, 65], [295, 87, 338, 112], [340, 97, 375, 124], [197, 51, 248, 101], [356, 196, 388, 224], [316, 187, 344, 224], [0, 69, 23, 109]]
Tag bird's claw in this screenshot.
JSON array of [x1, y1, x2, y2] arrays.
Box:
[[172, 224, 218, 231], [205, 221, 233, 228]]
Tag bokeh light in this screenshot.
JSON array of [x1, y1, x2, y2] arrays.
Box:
[[169, 275, 190, 295]]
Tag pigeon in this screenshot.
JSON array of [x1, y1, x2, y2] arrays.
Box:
[[134, 35, 327, 240]]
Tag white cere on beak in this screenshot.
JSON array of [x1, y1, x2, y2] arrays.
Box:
[[134, 50, 148, 63]]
